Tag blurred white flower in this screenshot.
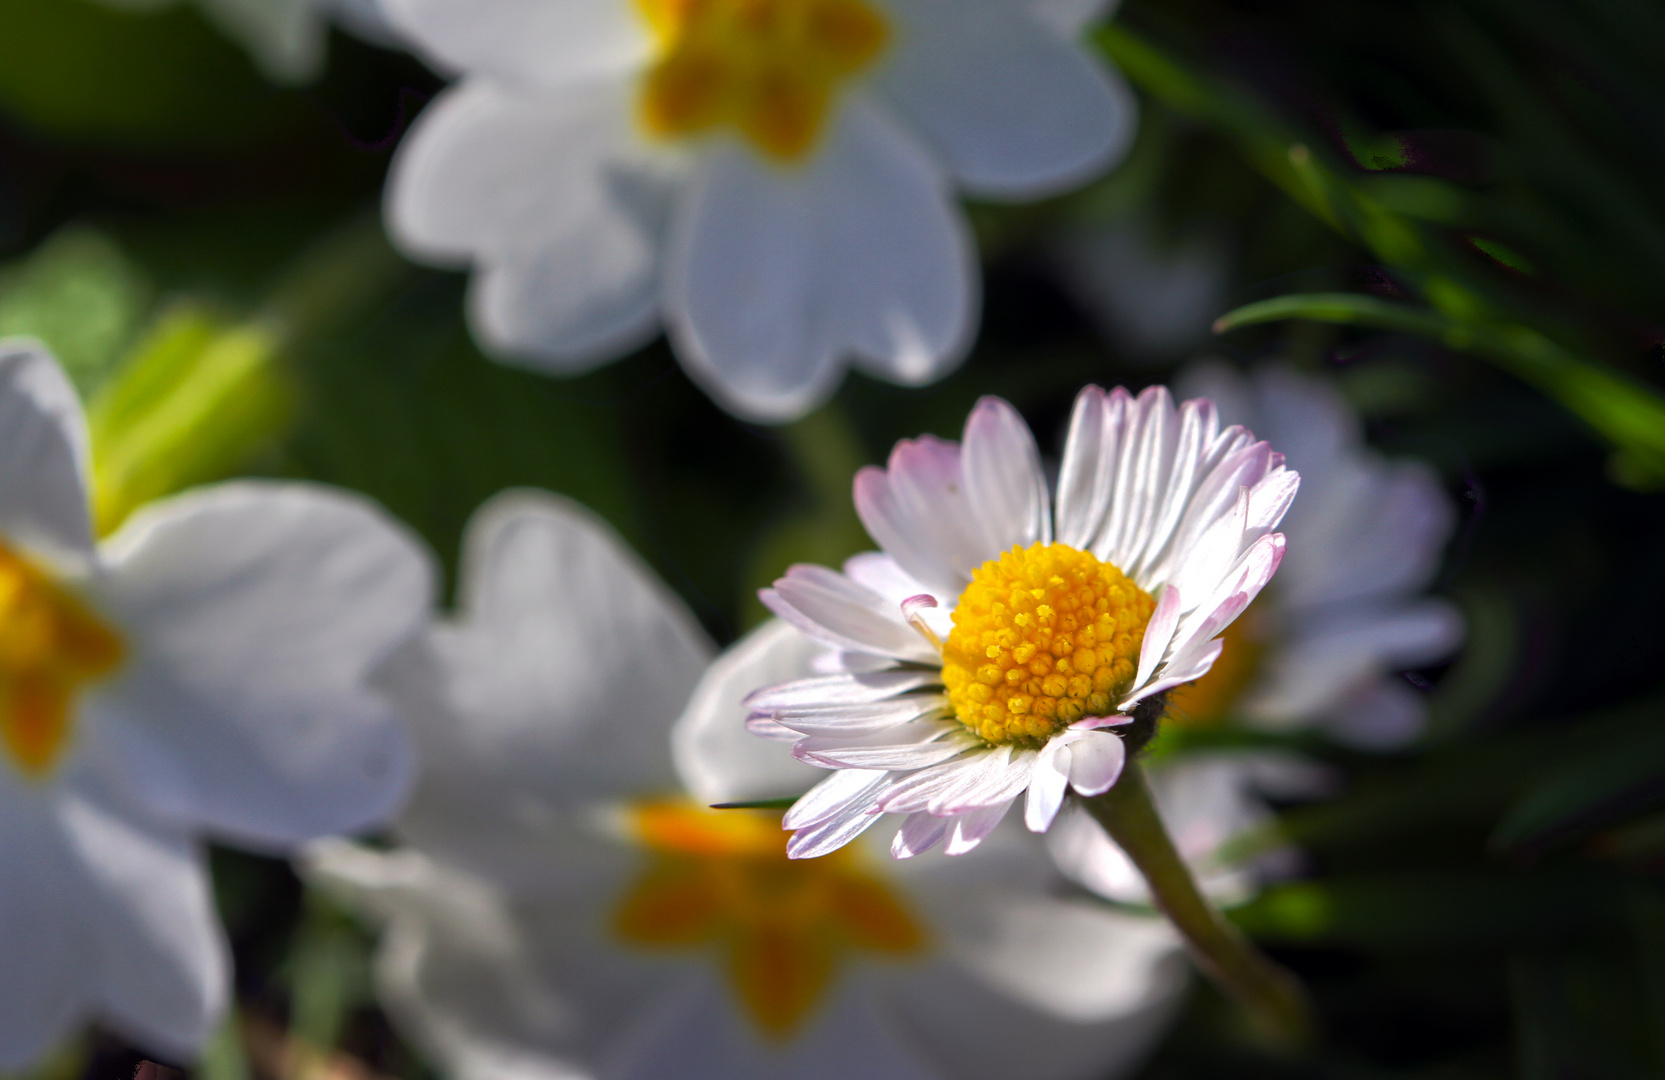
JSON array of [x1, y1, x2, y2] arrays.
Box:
[[751, 386, 1298, 859], [94, 0, 396, 84], [0, 340, 432, 1067], [1172, 363, 1463, 748], [377, 0, 1135, 422], [1052, 215, 1231, 359], [308, 490, 1188, 1080]]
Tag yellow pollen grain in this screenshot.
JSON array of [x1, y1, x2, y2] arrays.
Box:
[[0, 538, 123, 778], [613, 800, 923, 1037], [634, 0, 889, 161], [941, 542, 1155, 746]]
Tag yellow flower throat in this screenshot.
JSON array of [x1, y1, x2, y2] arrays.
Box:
[[613, 800, 922, 1036], [635, 0, 890, 161], [0, 539, 123, 777], [942, 543, 1155, 746]]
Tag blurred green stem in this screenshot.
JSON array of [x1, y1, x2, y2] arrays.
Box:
[[1085, 764, 1316, 1050]]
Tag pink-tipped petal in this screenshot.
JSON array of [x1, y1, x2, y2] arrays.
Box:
[[891, 811, 950, 859], [943, 802, 1011, 855], [962, 396, 1051, 552], [1066, 731, 1127, 796], [1132, 582, 1182, 693]]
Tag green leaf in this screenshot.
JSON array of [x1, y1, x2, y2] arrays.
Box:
[[710, 798, 800, 810]]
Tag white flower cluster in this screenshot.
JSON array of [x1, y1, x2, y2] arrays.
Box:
[[0, 332, 1459, 1078]]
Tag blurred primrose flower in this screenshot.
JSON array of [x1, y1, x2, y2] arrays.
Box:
[[377, 0, 1135, 421], [1049, 364, 1460, 908], [750, 386, 1298, 859], [307, 491, 1188, 1080], [0, 341, 432, 1067]]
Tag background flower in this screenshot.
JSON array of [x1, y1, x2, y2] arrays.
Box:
[[375, 0, 1134, 421], [310, 490, 1188, 1080], [0, 340, 432, 1067]]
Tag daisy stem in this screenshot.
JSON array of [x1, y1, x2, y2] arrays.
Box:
[[1084, 763, 1316, 1051]]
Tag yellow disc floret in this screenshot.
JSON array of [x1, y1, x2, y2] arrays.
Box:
[[635, 0, 890, 162], [942, 543, 1155, 746], [0, 538, 123, 777]]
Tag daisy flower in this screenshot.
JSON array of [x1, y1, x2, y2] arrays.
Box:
[[1169, 362, 1463, 747], [0, 340, 431, 1067], [752, 384, 1299, 859], [308, 490, 1188, 1080], [377, 0, 1134, 421]]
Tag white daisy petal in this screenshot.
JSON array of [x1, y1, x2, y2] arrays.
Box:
[[963, 396, 1052, 552], [1024, 738, 1073, 833], [1065, 731, 1126, 797], [937, 748, 1039, 815], [387, 80, 671, 369], [854, 438, 988, 596], [773, 695, 947, 737], [1132, 582, 1182, 693], [785, 802, 888, 859], [795, 724, 976, 770], [745, 667, 938, 711], [1032, 0, 1120, 37], [92, 482, 433, 848], [877, 0, 1134, 199], [1121, 639, 1223, 710], [783, 767, 891, 830], [665, 100, 974, 423], [1054, 384, 1129, 549], [943, 801, 1011, 855], [382, 0, 652, 87], [0, 340, 93, 562], [891, 810, 951, 859], [675, 619, 826, 805], [762, 564, 936, 662]]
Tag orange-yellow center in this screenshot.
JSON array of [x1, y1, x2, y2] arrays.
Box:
[[612, 800, 923, 1037], [634, 0, 890, 161], [0, 539, 123, 778], [941, 543, 1156, 746], [1167, 610, 1264, 726]]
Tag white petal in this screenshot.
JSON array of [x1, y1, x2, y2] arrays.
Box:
[[1065, 731, 1126, 797], [1032, 0, 1119, 36], [673, 619, 826, 805], [0, 789, 90, 1069], [786, 801, 887, 858], [795, 723, 976, 770], [745, 667, 937, 711], [1131, 582, 1181, 693], [840, 551, 937, 608], [1023, 738, 1072, 832], [1054, 384, 1126, 550], [962, 396, 1051, 552], [761, 563, 936, 662], [386, 80, 672, 369], [937, 748, 1037, 815], [782, 767, 891, 830], [875, 750, 995, 814], [877, 0, 1135, 198], [772, 695, 945, 737], [891, 810, 950, 858], [382, 0, 652, 87], [853, 436, 987, 597], [943, 801, 1011, 855], [410, 491, 711, 814], [90, 482, 433, 848], [665, 98, 974, 422], [65, 793, 226, 1059], [0, 340, 93, 563]]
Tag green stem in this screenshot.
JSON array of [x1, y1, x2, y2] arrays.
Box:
[[1085, 764, 1316, 1050]]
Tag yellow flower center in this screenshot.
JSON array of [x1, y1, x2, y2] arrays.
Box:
[[941, 543, 1156, 746], [613, 800, 923, 1037], [0, 539, 123, 778], [1167, 610, 1264, 726], [634, 0, 890, 162]]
